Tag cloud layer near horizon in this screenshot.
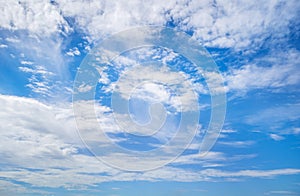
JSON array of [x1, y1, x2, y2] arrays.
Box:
[[0, 94, 299, 193]]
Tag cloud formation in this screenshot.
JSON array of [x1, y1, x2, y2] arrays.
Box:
[[1, 0, 299, 48], [1, 94, 299, 193], [0, 0, 299, 194], [1, 0, 299, 98]]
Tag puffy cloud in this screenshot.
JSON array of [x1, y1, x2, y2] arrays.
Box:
[[0, 0, 298, 99], [0, 1, 71, 36], [66, 47, 81, 56], [1, 0, 298, 50]]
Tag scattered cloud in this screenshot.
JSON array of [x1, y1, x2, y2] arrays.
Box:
[[0, 1, 71, 36], [20, 60, 34, 65], [245, 103, 300, 134], [19, 64, 56, 96], [225, 49, 300, 93], [1, 0, 298, 50], [5, 37, 21, 43], [218, 140, 255, 148], [0, 0, 299, 194], [0, 44, 8, 48], [0, 94, 299, 191], [0, 179, 51, 195], [66, 47, 81, 57], [0, 0, 298, 99], [269, 133, 285, 141], [293, 128, 300, 135]]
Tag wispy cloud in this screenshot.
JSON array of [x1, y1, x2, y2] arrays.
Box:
[[0, 94, 299, 192], [244, 103, 300, 138], [264, 190, 300, 195], [225, 49, 300, 94], [269, 133, 285, 141], [218, 140, 255, 148]]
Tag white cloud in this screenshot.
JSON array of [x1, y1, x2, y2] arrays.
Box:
[[0, 179, 51, 195], [202, 70, 228, 94], [245, 103, 300, 129], [172, 151, 226, 165], [269, 133, 285, 141], [20, 60, 34, 65], [0, 0, 298, 99], [199, 168, 300, 178], [58, 0, 171, 40], [77, 83, 93, 93], [1, 0, 296, 51], [244, 103, 300, 139], [19, 64, 56, 96], [1, 165, 299, 190], [208, 129, 237, 139], [112, 64, 198, 112], [1, 94, 299, 191], [218, 140, 255, 148], [225, 49, 300, 93], [5, 33, 71, 98], [0, 94, 80, 148], [190, 0, 298, 49], [0, 44, 8, 48], [91, 47, 204, 113], [5, 37, 20, 43], [66, 47, 81, 56], [221, 129, 237, 133], [293, 128, 300, 135], [264, 190, 300, 195], [0, 0, 299, 193], [0, 1, 71, 36]]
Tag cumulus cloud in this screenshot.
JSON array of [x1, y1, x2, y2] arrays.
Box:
[[0, 0, 298, 99], [56, 0, 299, 50], [1, 0, 298, 49], [1, 94, 299, 192], [0, 1, 71, 36], [66, 47, 81, 56]]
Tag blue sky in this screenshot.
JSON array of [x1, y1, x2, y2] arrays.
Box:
[[0, 0, 300, 195]]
